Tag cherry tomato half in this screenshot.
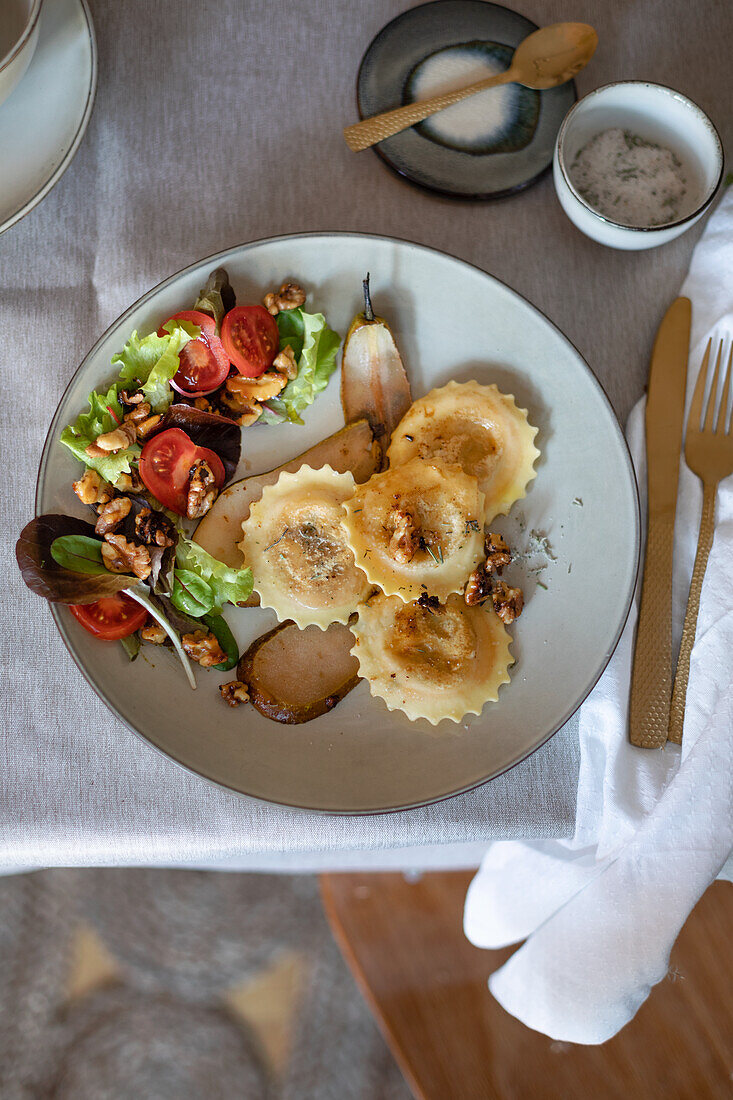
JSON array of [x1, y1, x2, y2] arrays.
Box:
[[69, 593, 148, 640], [158, 310, 229, 397], [157, 310, 216, 339], [221, 305, 279, 378], [138, 427, 225, 515]]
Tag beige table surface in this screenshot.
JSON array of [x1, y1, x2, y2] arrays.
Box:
[[0, 0, 729, 869]]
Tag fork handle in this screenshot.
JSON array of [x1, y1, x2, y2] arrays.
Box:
[[668, 481, 717, 744]]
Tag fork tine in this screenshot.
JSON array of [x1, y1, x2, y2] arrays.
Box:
[[703, 339, 723, 432], [715, 344, 733, 434], [689, 338, 712, 434]]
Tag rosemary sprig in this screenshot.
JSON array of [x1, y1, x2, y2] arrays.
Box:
[[265, 527, 289, 552]]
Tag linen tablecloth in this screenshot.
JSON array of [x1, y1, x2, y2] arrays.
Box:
[[2, 0, 730, 870]]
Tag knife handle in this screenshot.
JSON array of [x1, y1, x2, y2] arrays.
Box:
[[629, 512, 674, 748]]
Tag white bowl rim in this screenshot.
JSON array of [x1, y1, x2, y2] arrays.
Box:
[[33, 230, 641, 815], [556, 79, 725, 234], [0, 0, 43, 74]]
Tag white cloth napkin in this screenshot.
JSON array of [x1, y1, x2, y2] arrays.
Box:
[[463, 187, 733, 1045]]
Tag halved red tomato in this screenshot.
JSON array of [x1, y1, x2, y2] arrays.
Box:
[[157, 310, 216, 339], [158, 310, 229, 397], [221, 305, 279, 378], [138, 427, 225, 515], [69, 593, 148, 640]]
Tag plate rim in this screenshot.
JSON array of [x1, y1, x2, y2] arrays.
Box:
[[0, 0, 98, 237], [355, 0, 577, 201], [36, 229, 641, 815]]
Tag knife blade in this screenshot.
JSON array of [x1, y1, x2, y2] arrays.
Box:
[[629, 296, 691, 748]]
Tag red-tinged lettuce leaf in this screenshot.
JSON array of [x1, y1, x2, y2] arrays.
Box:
[[16, 514, 133, 604], [150, 405, 241, 481]]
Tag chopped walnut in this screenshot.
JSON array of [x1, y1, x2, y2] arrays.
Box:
[[118, 390, 145, 407], [416, 592, 440, 613], [227, 371, 286, 403], [484, 531, 511, 574], [135, 507, 176, 547], [87, 421, 137, 455], [137, 414, 162, 441], [73, 469, 112, 506], [219, 680, 250, 707], [388, 509, 420, 564], [186, 459, 218, 519], [464, 564, 492, 606], [193, 396, 214, 412], [263, 282, 306, 315], [235, 407, 263, 427], [123, 400, 152, 425], [141, 621, 167, 645], [101, 533, 152, 580], [491, 580, 524, 625], [95, 496, 132, 536], [272, 344, 298, 380], [114, 469, 143, 493], [182, 630, 227, 668]]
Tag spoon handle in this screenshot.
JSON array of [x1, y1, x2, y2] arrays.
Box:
[[343, 71, 514, 152]]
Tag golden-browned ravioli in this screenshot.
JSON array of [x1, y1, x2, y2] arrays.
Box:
[[342, 458, 484, 603], [387, 380, 539, 522], [350, 593, 513, 724], [238, 465, 371, 629]]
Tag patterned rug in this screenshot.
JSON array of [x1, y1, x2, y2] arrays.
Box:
[[0, 870, 411, 1100]]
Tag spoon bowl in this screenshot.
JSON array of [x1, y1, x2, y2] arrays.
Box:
[[511, 21, 598, 90]]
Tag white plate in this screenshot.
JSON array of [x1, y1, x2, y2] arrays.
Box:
[[0, 0, 96, 236], [37, 234, 640, 813]]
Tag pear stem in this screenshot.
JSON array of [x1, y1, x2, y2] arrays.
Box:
[[362, 273, 374, 322]]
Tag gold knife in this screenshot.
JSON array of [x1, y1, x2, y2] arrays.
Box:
[[629, 297, 691, 748]]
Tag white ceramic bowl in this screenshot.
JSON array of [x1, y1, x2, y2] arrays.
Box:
[[553, 81, 724, 251], [0, 0, 43, 108]]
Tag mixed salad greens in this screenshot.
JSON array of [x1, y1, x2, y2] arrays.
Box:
[[16, 268, 341, 689]]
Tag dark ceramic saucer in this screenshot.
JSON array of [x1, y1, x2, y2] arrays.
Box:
[[356, 0, 577, 199]]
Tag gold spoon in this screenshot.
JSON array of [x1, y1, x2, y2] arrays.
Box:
[[344, 22, 598, 152]]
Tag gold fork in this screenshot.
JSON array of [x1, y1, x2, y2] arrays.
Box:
[[668, 338, 733, 744]]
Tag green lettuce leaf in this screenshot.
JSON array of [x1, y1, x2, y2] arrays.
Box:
[[59, 383, 140, 482], [175, 535, 253, 611], [112, 321, 196, 412], [261, 308, 341, 425], [171, 568, 216, 617]]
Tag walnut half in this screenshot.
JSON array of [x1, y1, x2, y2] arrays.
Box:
[[219, 681, 250, 707], [73, 469, 112, 506], [95, 496, 132, 536], [186, 460, 218, 520], [182, 630, 227, 668], [101, 533, 152, 580], [135, 508, 176, 548], [263, 282, 306, 316], [491, 580, 524, 625], [388, 509, 420, 564]]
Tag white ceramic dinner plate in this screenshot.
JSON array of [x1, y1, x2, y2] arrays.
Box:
[[0, 0, 96, 236], [37, 234, 640, 813]]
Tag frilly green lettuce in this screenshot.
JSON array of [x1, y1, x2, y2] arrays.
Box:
[[112, 321, 197, 413], [59, 383, 140, 482], [261, 308, 341, 425]]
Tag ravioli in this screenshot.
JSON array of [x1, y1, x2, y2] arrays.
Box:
[[387, 380, 540, 522], [238, 465, 371, 630], [350, 593, 513, 724], [342, 458, 484, 603]]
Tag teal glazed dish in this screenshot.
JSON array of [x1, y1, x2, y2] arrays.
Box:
[[357, 0, 577, 199]]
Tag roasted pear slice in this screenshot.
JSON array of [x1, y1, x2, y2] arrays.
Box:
[[238, 620, 360, 724], [193, 419, 378, 570], [340, 275, 412, 465]]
